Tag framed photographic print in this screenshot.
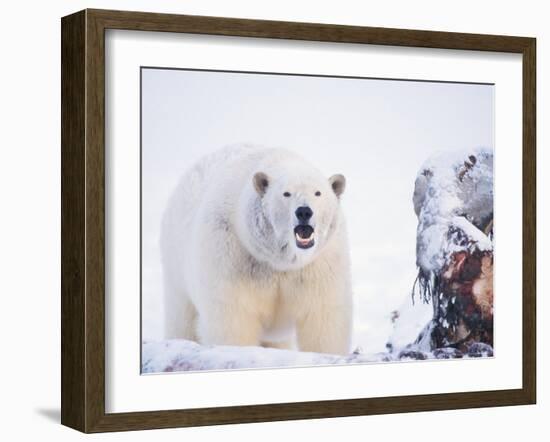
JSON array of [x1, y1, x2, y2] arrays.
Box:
[[61, 9, 536, 433]]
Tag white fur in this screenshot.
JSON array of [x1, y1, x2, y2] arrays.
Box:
[[161, 145, 353, 354]]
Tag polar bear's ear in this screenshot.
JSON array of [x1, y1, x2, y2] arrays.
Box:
[[329, 174, 346, 198], [253, 172, 270, 196]]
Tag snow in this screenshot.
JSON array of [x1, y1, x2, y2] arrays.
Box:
[[142, 337, 493, 373], [386, 296, 433, 352], [141, 340, 386, 373]]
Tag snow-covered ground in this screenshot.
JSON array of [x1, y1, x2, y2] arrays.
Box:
[[142, 337, 493, 373], [142, 340, 385, 373], [141, 69, 494, 371]]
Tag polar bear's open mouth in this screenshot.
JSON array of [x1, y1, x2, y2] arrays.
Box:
[[294, 225, 315, 249]]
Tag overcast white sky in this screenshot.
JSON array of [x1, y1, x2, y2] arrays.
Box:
[[141, 68, 494, 353]]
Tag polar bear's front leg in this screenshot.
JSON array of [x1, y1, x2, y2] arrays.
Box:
[[195, 291, 264, 347], [296, 302, 352, 355]]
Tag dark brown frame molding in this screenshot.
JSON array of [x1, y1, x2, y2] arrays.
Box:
[[61, 9, 536, 433]]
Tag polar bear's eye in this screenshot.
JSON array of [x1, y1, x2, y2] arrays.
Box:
[[315, 191, 321, 196], [283, 192, 291, 197]]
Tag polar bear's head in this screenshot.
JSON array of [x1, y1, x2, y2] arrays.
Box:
[[238, 156, 346, 271]]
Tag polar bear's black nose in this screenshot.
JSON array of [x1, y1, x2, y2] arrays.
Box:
[[295, 206, 313, 223]]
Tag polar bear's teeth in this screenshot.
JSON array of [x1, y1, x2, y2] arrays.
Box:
[[295, 232, 314, 242]]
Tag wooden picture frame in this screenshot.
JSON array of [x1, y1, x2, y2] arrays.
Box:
[[61, 8, 536, 433]]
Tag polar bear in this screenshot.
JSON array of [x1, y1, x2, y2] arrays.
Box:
[[160, 145, 352, 355]]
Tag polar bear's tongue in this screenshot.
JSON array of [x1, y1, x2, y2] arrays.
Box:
[[294, 225, 315, 249]]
